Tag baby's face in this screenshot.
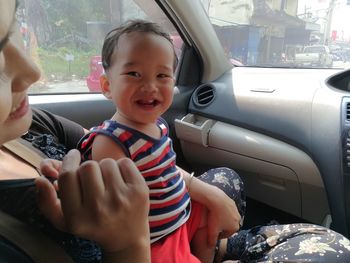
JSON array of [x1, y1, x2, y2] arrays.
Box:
[[106, 32, 175, 125]]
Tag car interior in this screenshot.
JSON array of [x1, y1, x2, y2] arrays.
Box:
[[25, 0, 350, 239]]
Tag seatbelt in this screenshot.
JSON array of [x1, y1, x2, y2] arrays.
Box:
[[1, 139, 75, 263], [0, 210, 74, 263]]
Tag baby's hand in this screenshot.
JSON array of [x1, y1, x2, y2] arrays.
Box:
[[191, 179, 240, 246], [40, 158, 63, 190], [40, 158, 62, 179], [205, 185, 240, 243]]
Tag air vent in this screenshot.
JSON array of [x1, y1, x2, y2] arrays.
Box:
[[193, 84, 215, 107], [347, 103, 350, 120]]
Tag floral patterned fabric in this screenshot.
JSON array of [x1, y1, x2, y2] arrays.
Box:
[[199, 167, 246, 228], [197, 167, 350, 263]]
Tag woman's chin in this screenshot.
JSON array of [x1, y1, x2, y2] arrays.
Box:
[[0, 108, 32, 145]]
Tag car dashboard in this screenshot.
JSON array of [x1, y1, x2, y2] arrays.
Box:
[[174, 67, 350, 237]]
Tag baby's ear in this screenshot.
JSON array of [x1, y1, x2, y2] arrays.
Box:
[[100, 74, 112, 99]]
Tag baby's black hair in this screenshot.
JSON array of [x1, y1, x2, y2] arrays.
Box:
[[101, 19, 178, 71]]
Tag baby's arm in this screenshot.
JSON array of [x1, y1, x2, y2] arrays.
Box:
[[179, 166, 241, 245], [92, 134, 127, 161]]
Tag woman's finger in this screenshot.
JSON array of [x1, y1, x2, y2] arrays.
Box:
[[117, 158, 147, 186], [58, 150, 83, 222], [60, 149, 81, 174], [78, 161, 105, 205], [99, 158, 126, 192], [35, 176, 65, 231]]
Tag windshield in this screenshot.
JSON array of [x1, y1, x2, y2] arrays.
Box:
[[201, 0, 350, 69]]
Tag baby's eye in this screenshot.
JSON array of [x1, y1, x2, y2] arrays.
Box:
[[126, 71, 141, 77], [157, 73, 172, 79]]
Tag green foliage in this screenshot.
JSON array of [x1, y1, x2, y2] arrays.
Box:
[[23, 0, 124, 80], [41, 0, 109, 43], [37, 47, 99, 80]]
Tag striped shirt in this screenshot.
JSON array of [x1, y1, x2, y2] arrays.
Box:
[[77, 119, 191, 243]]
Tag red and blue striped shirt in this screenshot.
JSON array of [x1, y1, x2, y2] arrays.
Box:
[[77, 119, 191, 243]]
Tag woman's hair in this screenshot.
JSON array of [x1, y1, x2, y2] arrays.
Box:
[[101, 19, 178, 71]]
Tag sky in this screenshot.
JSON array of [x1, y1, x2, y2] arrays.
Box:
[[297, 0, 350, 41]]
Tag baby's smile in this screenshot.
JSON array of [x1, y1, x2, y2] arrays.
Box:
[[136, 99, 160, 107]]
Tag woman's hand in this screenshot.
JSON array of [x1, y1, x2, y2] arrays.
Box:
[[36, 150, 150, 260]]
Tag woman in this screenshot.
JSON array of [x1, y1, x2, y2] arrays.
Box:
[[0, 0, 150, 262]]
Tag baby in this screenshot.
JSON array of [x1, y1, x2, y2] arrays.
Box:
[[78, 19, 233, 263]]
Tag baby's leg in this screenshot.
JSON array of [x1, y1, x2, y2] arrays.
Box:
[[191, 207, 216, 263]]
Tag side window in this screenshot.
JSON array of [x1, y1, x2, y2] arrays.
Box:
[[201, 0, 350, 70], [17, 0, 183, 94]]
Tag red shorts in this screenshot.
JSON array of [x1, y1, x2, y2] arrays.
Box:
[[151, 201, 203, 263]]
